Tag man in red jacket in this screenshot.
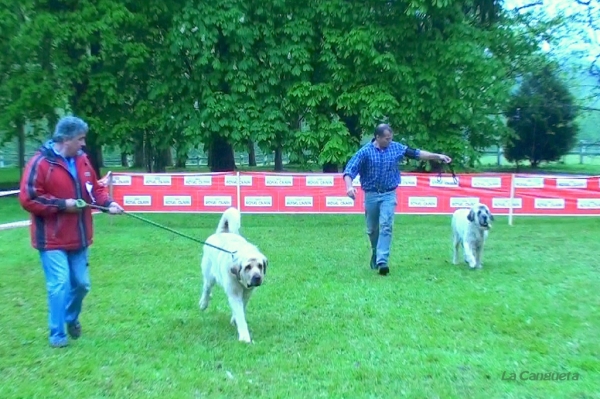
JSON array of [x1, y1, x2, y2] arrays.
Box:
[[19, 115, 124, 348]]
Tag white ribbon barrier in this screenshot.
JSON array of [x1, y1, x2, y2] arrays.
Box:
[[0, 190, 19, 197], [0, 220, 30, 231]]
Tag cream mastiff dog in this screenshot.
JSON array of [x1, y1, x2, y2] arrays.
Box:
[[452, 203, 494, 269], [199, 207, 268, 343]]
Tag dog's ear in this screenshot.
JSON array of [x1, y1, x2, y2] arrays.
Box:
[[467, 210, 475, 222], [262, 257, 268, 276], [229, 263, 241, 278], [489, 212, 494, 221]]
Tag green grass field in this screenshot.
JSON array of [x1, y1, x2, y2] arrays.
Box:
[[476, 154, 600, 175], [0, 196, 28, 224], [1, 209, 599, 398]]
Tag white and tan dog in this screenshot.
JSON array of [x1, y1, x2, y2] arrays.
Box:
[[452, 203, 494, 269], [199, 207, 268, 343]]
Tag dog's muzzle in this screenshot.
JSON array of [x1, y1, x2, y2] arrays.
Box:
[[249, 275, 262, 287]]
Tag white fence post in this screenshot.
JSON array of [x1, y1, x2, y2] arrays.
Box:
[[236, 171, 241, 211], [508, 173, 516, 226], [497, 146, 503, 166]]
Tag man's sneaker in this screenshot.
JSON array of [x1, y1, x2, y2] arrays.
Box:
[[378, 264, 389, 276], [370, 250, 377, 270], [50, 340, 68, 348], [67, 322, 82, 340]]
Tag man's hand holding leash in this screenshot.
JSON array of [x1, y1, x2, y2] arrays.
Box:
[[343, 175, 357, 200], [108, 202, 125, 214], [418, 150, 452, 164], [437, 154, 452, 163], [346, 187, 357, 200]]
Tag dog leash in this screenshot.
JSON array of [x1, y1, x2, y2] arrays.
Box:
[[436, 162, 459, 185], [75, 199, 237, 256]]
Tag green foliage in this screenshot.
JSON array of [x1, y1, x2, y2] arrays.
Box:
[[0, 0, 58, 143], [0, 0, 569, 172], [503, 65, 580, 167]]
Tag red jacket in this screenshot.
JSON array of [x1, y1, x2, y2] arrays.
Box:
[[19, 141, 113, 251]]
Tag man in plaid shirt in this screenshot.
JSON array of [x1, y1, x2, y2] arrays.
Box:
[[343, 124, 452, 276]]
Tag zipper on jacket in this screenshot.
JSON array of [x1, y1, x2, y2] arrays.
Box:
[[47, 157, 88, 247], [53, 214, 62, 239]]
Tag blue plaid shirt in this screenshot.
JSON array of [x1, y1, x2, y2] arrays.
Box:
[[343, 140, 421, 192]]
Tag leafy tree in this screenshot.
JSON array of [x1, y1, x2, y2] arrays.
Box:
[[1, 0, 567, 174], [155, 0, 556, 172], [0, 0, 61, 177], [503, 65, 579, 167]]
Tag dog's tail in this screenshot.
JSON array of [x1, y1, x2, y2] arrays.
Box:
[[216, 207, 241, 235]]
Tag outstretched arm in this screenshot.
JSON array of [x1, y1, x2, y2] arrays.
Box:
[[416, 150, 452, 163]]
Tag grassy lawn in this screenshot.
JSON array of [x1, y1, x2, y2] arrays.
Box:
[[476, 154, 600, 175], [1, 211, 598, 398], [0, 196, 29, 225]]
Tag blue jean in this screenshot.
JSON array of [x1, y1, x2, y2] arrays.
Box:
[[39, 248, 90, 345], [364, 190, 397, 267]]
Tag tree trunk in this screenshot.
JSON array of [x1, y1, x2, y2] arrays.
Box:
[[209, 135, 236, 172], [175, 146, 187, 168], [84, 143, 103, 177], [144, 131, 153, 172], [121, 152, 128, 167], [82, 125, 103, 177], [133, 139, 144, 168], [322, 162, 338, 173], [175, 157, 187, 168], [164, 148, 173, 168], [17, 119, 26, 181], [153, 147, 171, 173], [274, 146, 283, 171], [247, 139, 256, 167]]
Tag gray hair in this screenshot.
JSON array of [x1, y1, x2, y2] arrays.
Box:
[[52, 116, 89, 143], [374, 123, 393, 137]]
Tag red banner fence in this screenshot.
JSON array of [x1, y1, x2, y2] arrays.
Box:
[[104, 171, 600, 224]]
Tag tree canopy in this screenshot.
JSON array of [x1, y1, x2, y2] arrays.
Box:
[[0, 0, 567, 173], [504, 65, 580, 167]]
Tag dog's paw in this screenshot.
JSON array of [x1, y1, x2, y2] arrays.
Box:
[[199, 298, 209, 311], [238, 334, 252, 343]]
